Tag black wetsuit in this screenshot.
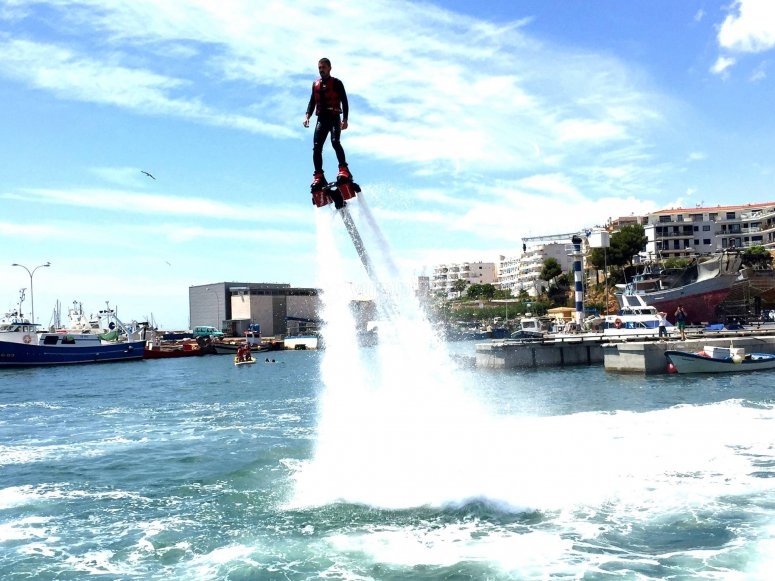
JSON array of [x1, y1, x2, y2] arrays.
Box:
[[306, 76, 349, 172]]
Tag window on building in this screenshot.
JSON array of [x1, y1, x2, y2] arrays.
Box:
[[659, 215, 672, 223], [676, 215, 684, 222], [703, 239, 711, 245], [693, 239, 699, 245], [726, 212, 736, 220], [702, 225, 710, 231], [690, 214, 703, 222], [709, 213, 718, 221]]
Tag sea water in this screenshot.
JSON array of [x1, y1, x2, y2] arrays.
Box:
[[3, 209, 775, 579], [3, 348, 775, 579]]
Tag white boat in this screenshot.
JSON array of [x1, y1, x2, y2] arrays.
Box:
[[599, 298, 675, 338], [665, 345, 775, 373], [510, 314, 551, 339], [283, 335, 319, 350]]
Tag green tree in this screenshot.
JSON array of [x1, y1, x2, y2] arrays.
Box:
[[663, 257, 691, 269], [452, 278, 468, 296], [540, 257, 563, 282], [741, 245, 773, 270], [607, 224, 647, 267], [588, 247, 607, 271], [465, 283, 497, 300]]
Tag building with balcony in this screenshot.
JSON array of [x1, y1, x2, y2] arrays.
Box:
[[499, 242, 575, 298], [645, 202, 775, 259], [430, 261, 497, 298]]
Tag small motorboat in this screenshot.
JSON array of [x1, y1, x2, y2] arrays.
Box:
[[665, 345, 775, 374], [234, 356, 256, 366]]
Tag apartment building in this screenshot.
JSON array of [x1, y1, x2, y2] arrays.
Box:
[[499, 242, 575, 298], [430, 261, 497, 298], [645, 202, 775, 259]]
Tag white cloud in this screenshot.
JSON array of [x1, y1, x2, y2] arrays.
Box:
[[718, 0, 775, 53], [750, 61, 768, 81], [0, 38, 294, 138], [0, 0, 667, 184], [2, 187, 305, 224], [710, 55, 736, 76]]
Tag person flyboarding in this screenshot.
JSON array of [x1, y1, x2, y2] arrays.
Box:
[[303, 57, 358, 208]]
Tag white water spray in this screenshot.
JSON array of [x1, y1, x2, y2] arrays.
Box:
[[291, 205, 501, 509]]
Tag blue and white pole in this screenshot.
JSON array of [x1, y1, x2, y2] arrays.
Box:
[[571, 235, 584, 326]]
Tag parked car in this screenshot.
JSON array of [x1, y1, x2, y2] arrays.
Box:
[[192, 325, 224, 338]]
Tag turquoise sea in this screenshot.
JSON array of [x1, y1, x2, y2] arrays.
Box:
[[3, 340, 775, 580]]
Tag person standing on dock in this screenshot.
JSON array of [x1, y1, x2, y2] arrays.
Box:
[[674, 305, 687, 340], [657, 311, 669, 341]]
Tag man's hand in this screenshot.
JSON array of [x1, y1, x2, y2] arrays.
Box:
[[303, 115, 310, 128], [341, 120, 348, 130]]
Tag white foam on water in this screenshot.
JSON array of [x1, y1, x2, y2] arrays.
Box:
[[326, 525, 575, 577], [0, 435, 147, 466], [288, 208, 775, 575]]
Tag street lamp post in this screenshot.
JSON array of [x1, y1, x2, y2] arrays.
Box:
[[11, 262, 51, 326]]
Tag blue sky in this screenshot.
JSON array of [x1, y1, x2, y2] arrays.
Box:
[[2, 0, 775, 330]]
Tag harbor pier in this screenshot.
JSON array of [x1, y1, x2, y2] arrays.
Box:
[[476, 334, 775, 374], [476, 337, 604, 369]]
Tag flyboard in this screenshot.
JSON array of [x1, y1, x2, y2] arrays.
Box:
[[234, 356, 256, 366], [311, 169, 375, 280]]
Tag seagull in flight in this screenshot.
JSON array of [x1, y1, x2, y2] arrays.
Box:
[[140, 170, 156, 180]]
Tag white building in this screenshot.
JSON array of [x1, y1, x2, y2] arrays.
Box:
[[644, 201, 775, 260], [499, 242, 576, 298], [430, 261, 497, 298]]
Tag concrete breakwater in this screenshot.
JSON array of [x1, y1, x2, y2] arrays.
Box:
[[476, 336, 605, 369], [476, 334, 775, 374]]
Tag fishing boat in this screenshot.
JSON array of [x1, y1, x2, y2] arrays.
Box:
[[665, 345, 775, 374], [596, 295, 675, 338], [615, 251, 744, 323], [0, 312, 145, 367], [510, 314, 551, 340]]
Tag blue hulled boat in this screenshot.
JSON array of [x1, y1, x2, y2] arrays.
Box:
[[0, 313, 145, 367]]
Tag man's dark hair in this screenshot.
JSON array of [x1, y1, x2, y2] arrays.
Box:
[[319, 57, 331, 66]]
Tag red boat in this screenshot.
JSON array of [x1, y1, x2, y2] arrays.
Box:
[[615, 251, 744, 324]]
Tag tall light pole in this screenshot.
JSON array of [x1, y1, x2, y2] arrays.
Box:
[[11, 261, 51, 326]]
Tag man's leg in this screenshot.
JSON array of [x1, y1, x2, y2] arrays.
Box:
[[312, 119, 329, 173], [329, 123, 347, 167]]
